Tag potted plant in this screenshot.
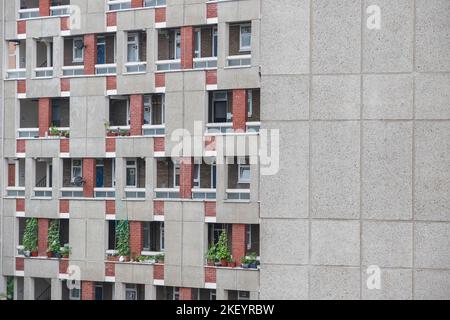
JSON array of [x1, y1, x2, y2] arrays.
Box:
[[47, 220, 61, 258], [155, 253, 165, 264], [116, 220, 130, 262], [23, 218, 38, 257], [216, 231, 231, 267], [49, 125, 60, 137], [61, 244, 71, 259], [247, 252, 258, 269], [61, 130, 70, 138], [240, 256, 250, 269], [107, 252, 119, 262], [205, 244, 217, 266], [119, 129, 130, 137], [227, 257, 236, 268]]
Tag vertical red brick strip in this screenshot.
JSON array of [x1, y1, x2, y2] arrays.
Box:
[[204, 201, 216, 217], [153, 137, 165, 152], [82, 159, 96, 198], [232, 90, 247, 131], [154, 201, 164, 215], [181, 26, 194, 69], [39, 0, 51, 16], [155, 73, 165, 88], [16, 257, 25, 271], [130, 221, 143, 259], [206, 70, 217, 85], [60, 17, 69, 31], [105, 262, 115, 276], [60, 78, 70, 92], [84, 34, 97, 75], [106, 76, 117, 90], [105, 200, 115, 215], [38, 98, 51, 137], [130, 94, 144, 136], [206, 3, 218, 19], [17, 80, 26, 94], [59, 259, 69, 274], [106, 12, 117, 27], [153, 264, 164, 280], [232, 224, 246, 263], [155, 7, 166, 23], [17, 21, 26, 35], [38, 219, 49, 256], [106, 137, 116, 152], [204, 267, 216, 283], [60, 200, 70, 214], [16, 199, 25, 212], [131, 0, 143, 8], [8, 164, 15, 187], [17, 140, 26, 153], [81, 281, 95, 300], [180, 158, 193, 199], [180, 288, 193, 300], [60, 139, 70, 153]]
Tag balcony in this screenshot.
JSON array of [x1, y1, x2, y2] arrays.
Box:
[[226, 158, 251, 202], [50, 0, 71, 16], [193, 25, 218, 70], [6, 40, 26, 80], [96, 34, 117, 75], [124, 158, 146, 199], [156, 29, 181, 72], [108, 96, 131, 135], [18, 0, 39, 19], [94, 159, 116, 198], [63, 37, 85, 76], [191, 161, 217, 200], [125, 31, 147, 73], [18, 100, 38, 138], [34, 158, 53, 198], [107, 0, 131, 11], [144, 0, 166, 8], [226, 23, 252, 68], [142, 94, 165, 137], [155, 158, 180, 199]]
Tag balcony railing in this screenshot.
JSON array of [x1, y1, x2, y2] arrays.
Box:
[[192, 188, 216, 200], [6, 69, 26, 80], [227, 55, 251, 68], [95, 63, 117, 75], [154, 188, 180, 199], [6, 187, 25, 198], [33, 187, 52, 198], [62, 65, 85, 77], [124, 187, 146, 199], [246, 121, 261, 133], [107, 0, 131, 11], [61, 187, 83, 198], [142, 124, 165, 137], [144, 0, 166, 7], [34, 67, 53, 78], [193, 57, 217, 70], [50, 5, 71, 16], [206, 122, 233, 134], [94, 187, 116, 199], [226, 189, 250, 201], [156, 59, 181, 72], [18, 8, 40, 19], [18, 128, 39, 139], [125, 61, 147, 73]]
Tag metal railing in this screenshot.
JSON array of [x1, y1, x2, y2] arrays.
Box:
[[226, 189, 251, 201], [142, 124, 165, 137], [17, 128, 39, 138], [227, 54, 252, 67], [62, 65, 85, 76], [34, 187, 52, 198], [154, 188, 180, 199], [125, 61, 147, 73], [18, 8, 40, 19], [94, 188, 116, 199], [6, 187, 25, 198], [34, 67, 53, 78], [6, 69, 26, 80], [61, 187, 83, 198], [107, 0, 132, 11], [193, 57, 217, 69], [192, 188, 216, 200], [156, 59, 181, 72], [124, 188, 146, 199], [50, 5, 71, 16], [246, 121, 261, 133], [206, 122, 233, 134], [95, 63, 117, 75], [144, 0, 166, 7]]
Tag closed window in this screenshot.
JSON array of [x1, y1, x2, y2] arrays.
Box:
[[71, 160, 82, 180], [173, 163, 180, 187], [73, 38, 84, 63], [126, 160, 137, 187], [239, 25, 251, 51], [238, 164, 250, 184], [127, 33, 139, 62]]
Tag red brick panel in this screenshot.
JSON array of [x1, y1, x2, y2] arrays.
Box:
[[106, 76, 117, 90], [232, 224, 246, 263], [106, 12, 117, 27], [59, 259, 69, 274], [38, 219, 49, 257], [180, 287, 193, 300], [155, 73, 165, 88], [204, 267, 216, 283], [180, 158, 193, 199], [106, 200, 115, 215], [17, 21, 26, 35], [39, 0, 51, 16], [205, 136, 216, 152], [17, 80, 26, 94], [154, 137, 165, 152], [83, 34, 97, 75], [153, 264, 164, 280], [16, 257, 24, 271], [81, 281, 95, 300], [204, 201, 216, 217], [17, 140, 26, 153], [131, 0, 143, 8], [130, 94, 144, 136], [60, 139, 70, 153], [181, 26, 194, 69], [105, 262, 115, 277], [82, 159, 96, 198], [206, 2, 218, 19], [60, 78, 70, 92], [16, 199, 25, 212], [232, 90, 247, 131], [106, 137, 116, 152], [8, 164, 15, 187], [60, 200, 70, 214], [130, 221, 143, 259], [154, 201, 164, 215], [155, 7, 166, 23], [206, 70, 217, 85], [38, 98, 51, 137], [60, 17, 69, 31]]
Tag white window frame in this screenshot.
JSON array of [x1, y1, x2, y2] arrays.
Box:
[[239, 24, 252, 52], [127, 33, 139, 63], [126, 159, 137, 188], [238, 164, 251, 184], [193, 164, 200, 189], [246, 225, 252, 250], [160, 222, 165, 251], [194, 28, 201, 58], [72, 37, 84, 63], [71, 159, 83, 180], [173, 287, 180, 300], [247, 89, 253, 118], [212, 91, 230, 123], [174, 31, 181, 60], [212, 27, 218, 57], [211, 164, 216, 188], [173, 163, 180, 188]]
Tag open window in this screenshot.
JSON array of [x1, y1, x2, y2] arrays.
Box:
[[109, 96, 130, 127], [209, 91, 231, 124], [142, 222, 164, 252]]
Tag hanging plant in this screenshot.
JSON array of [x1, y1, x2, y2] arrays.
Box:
[[47, 220, 61, 258], [116, 220, 130, 260], [23, 218, 38, 256]]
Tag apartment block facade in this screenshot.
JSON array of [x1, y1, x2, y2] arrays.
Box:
[[1, 0, 450, 300]]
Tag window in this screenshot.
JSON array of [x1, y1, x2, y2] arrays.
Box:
[[212, 92, 229, 123], [127, 33, 139, 62], [238, 164, 251, 184], [247, 90, 253, 118], [211, 164, 217, 189], [144, 95, 165, 125], [194, 29, 201, 58], [210, 290, 216, 301], [160, 223, 165, 251], [193, 164, 200, 188], [126, 160, 137, 187], [246, 225, 252, 250], [125, 285, 138, 301], [239, 24, 252, 52], [69, 288, 81, 300], [73, 38, 84, 63], [173, 163, 180, 187], [175, 31, 181, 60], [238, 291, 250, 300], [212, 27, 218, 57], [71, 160, 82, 180], [108, 221, 116, 250]]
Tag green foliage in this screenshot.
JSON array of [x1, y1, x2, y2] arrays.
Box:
[[49, 125, 60, 136], [61, 244, 71, 257], [116, 220, 130, 257], [23, 218, 38, 252], [155, 253, 165, 262], [216, 231, 231, 261], [47, 220, 61, 254], [205, 243, 217, 261]]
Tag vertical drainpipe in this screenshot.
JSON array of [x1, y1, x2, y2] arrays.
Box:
[[1, 0, 7, 294]]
